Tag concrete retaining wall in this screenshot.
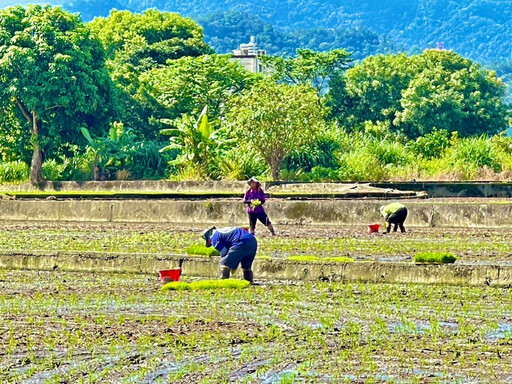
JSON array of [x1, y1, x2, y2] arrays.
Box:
[[4, 180, 512, 198], [372, 182, 512, 198], [1, 251, 511, 287], [1, 199, 512, 227]]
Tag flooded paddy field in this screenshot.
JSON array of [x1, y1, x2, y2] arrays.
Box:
[[0, 222, 511, 263], [0, 270, 511, 383]]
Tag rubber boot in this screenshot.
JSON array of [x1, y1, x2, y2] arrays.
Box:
[[242, 269, 254, 284], [267, 224, 276, 236], [220, 266, 231, 279]]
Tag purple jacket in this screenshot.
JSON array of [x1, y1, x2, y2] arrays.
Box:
[[243, 188, 266, 213]]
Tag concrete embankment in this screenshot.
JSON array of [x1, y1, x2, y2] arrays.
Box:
[[1, 198, 512, 227], [3, 180, 512, 198], [1, 251, 510, 287]]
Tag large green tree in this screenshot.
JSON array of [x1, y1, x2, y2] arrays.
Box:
[[89, 9, 214, 139], [396, 50, 509, 137], [0, 5, 114, 183], [141, 54, 258, 123], [262, 49, 352, 97], [226, 82, 325, 180], [89, 9, 212, 71], [330, 50, 509, 138]]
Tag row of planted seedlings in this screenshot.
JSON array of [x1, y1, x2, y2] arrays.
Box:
[[0, 223, 510, 262], [1, 269, 512, 382], [186, 243, 458, 265]]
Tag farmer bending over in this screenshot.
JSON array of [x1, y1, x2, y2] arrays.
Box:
[[202, 226, 257, 284], [243, 177, 275, 236], [380, 202, 408, 233]]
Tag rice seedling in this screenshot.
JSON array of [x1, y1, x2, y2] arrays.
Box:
[[161, 279, 251, 291], [414, 252, 457, 264], [186, 245, 220, 257]]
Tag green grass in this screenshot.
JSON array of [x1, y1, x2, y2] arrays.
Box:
[[161, 279, 251, 291], [415, 252, 457, 264], [186, 245, 220, 257]]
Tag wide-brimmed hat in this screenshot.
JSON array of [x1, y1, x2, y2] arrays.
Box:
[[247, 177, 260, 186], [202, 226, 216, 247]]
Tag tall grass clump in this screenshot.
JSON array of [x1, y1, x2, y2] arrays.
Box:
[[415, 252, 457, 264], [0, 161, 29, 183]]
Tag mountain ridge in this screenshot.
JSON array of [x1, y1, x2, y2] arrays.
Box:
[[2, 0, 511, 62]]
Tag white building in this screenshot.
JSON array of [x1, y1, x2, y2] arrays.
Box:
[[232, 36, 266, 73]]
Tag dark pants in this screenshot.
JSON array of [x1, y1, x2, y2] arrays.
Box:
[[248, 211, 271, 231], [220, 236, 258, 270], [387, 207, 408, 233]]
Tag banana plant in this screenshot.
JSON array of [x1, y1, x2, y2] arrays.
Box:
[[160, 106, 232, 177]]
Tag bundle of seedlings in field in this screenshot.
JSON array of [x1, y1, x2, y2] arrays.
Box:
[[414, 252, 457, 264], [286, 256, 354, 263], [186, 245, 220, 257], [250, 199, 262, 209], [161, 279, 251, 291]]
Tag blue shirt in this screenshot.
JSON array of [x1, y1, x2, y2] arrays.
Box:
[[211, 227, 254, 256]]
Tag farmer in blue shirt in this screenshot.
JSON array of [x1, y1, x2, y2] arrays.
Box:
[[202, 226, 258, 283]]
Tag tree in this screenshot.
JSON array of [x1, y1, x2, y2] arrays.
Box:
[[328, 53, 416, 130], [262, 49, 352, 96], [331, 50, 510, 138], [0, 5, 114, 183], [226, 82, 325, 180], [89, 9, 214, 139], [396, 50, 509, 137], [89, 9, 212, 71], [140, 54, 258, 124]]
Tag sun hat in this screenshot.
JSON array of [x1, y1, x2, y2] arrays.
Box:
[[202, 226, 216, 247], [247, 177, 260, 186]]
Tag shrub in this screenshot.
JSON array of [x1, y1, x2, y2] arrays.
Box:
[[161, 279, 251, 291], [116, 169, 131, 181], [216, 146, 267, 180], [410, 128, 451, 159], [338, 150, 388, 181], [42, 159, 68, 181], [0, 161, 29, 183], [283, 137, 340, 173], [414, 252, 457, 264], [186, 245, 220, 257], [449, 136, 502, 174]]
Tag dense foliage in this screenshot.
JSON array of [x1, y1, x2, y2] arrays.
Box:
[[0, 6, 511, 183], [330, 50, 509, 138], [0, 5, 115, 183]]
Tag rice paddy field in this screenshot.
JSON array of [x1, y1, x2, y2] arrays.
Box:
[[1, 222, 512, 383], [0, 270, 511, 383], [0, 222, 511, 263]]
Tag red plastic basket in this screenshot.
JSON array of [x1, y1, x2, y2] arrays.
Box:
[[368, 224, 380, 234], [159, 269, 181, 283]]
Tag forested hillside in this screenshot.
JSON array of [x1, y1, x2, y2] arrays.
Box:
[[3, 0, 511, 61]]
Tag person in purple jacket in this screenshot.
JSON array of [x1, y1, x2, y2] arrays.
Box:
[[243, 177, 275, 236]]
